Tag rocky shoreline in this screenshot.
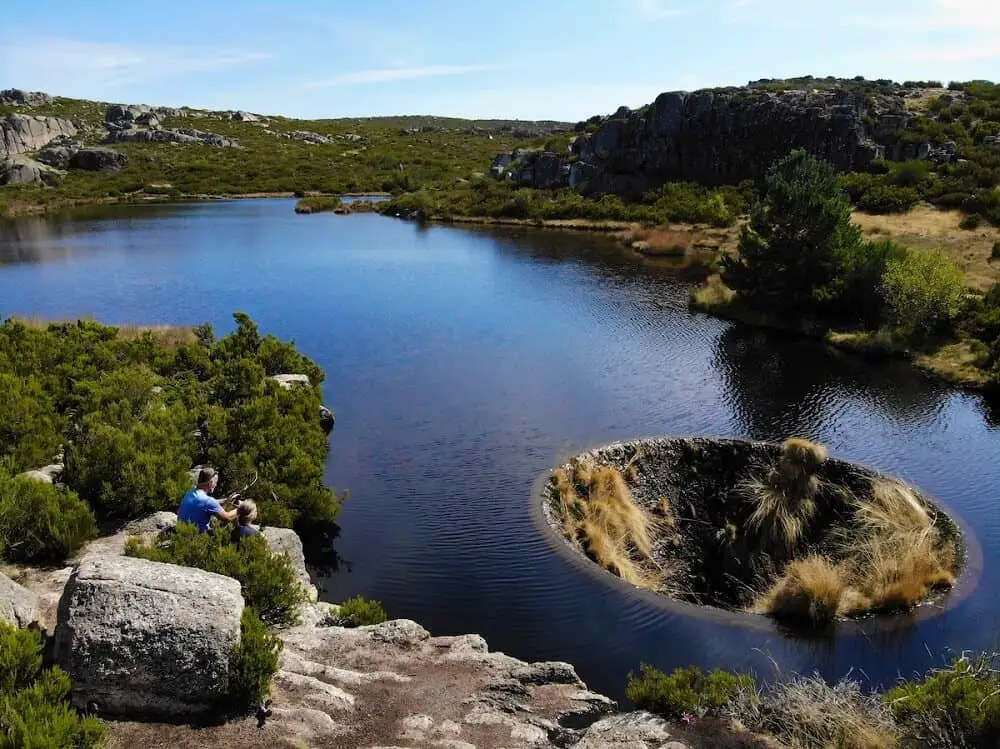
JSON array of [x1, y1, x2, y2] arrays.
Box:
[[2, 509, 700, 749]]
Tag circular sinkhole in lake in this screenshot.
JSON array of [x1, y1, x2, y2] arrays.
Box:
[[540, 437, 965, 632]]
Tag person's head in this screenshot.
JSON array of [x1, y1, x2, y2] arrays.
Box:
[[237, 499, 258, 526], [196, 466, 219, 494]]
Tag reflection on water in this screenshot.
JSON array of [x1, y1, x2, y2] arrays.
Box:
[[714, 326, 949, 441], [2, 199, 999, 702]]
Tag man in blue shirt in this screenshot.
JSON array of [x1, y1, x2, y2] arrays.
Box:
[[178, 467, 238, 532]]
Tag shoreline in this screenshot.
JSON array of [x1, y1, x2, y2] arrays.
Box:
[[1, 191, 393, 219], [689, 293, 994, 393]]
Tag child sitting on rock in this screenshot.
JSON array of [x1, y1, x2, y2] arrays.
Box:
[[231, 499, 260, 543]]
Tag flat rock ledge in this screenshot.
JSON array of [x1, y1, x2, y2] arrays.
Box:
[[9, 514, 693, 747]]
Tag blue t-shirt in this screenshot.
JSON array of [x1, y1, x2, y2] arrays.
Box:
[[178, 489, 224, 532]]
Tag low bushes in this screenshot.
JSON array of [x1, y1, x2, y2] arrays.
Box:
[[125, 523, 307, 626], [227, 608, 283, 711], [326, 595, 388, 627], [881, 246, 968, 340], [626, 664, 752, 719], [294, 195, 342, 214], [886, 654, 1000, 748], [0, 313, 343, 545], [0, 622, 105, 748], [0, 472, 97, 563]]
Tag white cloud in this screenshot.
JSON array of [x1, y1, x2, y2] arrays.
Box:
[[297, 64, 502, 90], [0, 35, 270, 95]]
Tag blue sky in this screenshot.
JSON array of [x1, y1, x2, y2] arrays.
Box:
[[2, 0, 998, 121]]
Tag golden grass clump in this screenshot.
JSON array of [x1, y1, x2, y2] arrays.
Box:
[[751, 556, 851, 626], [551, 459, 664, 591], [744, 438, 828, 554], [857, 479, 931, 537], [851, 529, 956, 612]]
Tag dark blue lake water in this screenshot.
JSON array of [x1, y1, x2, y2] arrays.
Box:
[[2, 198, 999, 701]]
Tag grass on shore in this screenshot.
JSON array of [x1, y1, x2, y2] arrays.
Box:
[[10, 316, 196, 348], [294, 195, 342, 214]]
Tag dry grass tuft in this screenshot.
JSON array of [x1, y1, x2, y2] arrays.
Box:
[[857, 479, 930, 537], [731, 673, 900, 749], [751, 556, 850, 626], [690, 274, 736, 308], [551, 459, 666, 590], [744, 438, 828, 554], [9, 316, 196, 349], [851, 529, 956, 612]]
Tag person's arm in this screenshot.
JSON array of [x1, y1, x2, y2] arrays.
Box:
[[206, 497, 237, 523]]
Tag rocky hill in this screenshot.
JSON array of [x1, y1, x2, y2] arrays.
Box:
[[494, 77, 1000, 201]]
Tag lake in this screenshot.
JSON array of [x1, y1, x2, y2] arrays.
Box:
[[2, 198, 999, 701]]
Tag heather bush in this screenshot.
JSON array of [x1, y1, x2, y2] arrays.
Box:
[[0, 622, 105, 748], [326, 596, 388, 627], [227, 608, 282, 710], [0, 472, 97, 563], [626, 664, 752, 719]]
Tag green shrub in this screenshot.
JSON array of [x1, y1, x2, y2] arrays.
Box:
[[226, 608, 282, 711], [881, 246, 968, 339], [0, 623, 105, 748], [722, 149, 865, 314], [0, 373, 62, 473], [991, 239, 1000, 261], [961, 214, 983, 230], [887, 655, 1000, 748], [0, 472, 97, 563], [327, 596, 388, 627], [125, 523, 306, 626], [856, 184, 921, 214], [63, 404, 194, 519], [625, 664, 752, 719], [294, 196, 342, 214]]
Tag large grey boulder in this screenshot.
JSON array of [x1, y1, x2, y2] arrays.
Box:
[[1, 114, 77, 157], [56, 554, 244, 717], [271, 373, 311, 389], [0, 89, 54, 107], [19, 463, 63, 484], [35, 140, 81, 169], [69, 147, 129, 172], [0, 572, 40, 628], [105, 103, 151, 124], [0, 155, 63, 185], [262, 527, 316, 601]]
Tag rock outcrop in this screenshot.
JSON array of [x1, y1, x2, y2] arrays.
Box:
[[268, 616, 622, 748], [0, 155, 64, 185], [104, 127, 239, 148], [103, 103, 237, 148], [1, 113, 77, 157], [0, 89, 54, 108], [55, 554, 244, 717], [492, 83, 961, 197], [0, 571, 39, 628], [19, 463, 63, 483], [69, 146, 129, 172], [268, 129, 332, 144], [35, 139, 81, 169], [261, 526, 317, 601]]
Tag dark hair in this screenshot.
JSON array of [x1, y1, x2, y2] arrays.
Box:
[[197, 467, 217, 486]]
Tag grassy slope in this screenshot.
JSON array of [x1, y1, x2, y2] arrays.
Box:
[[0, 95, 568, 212]]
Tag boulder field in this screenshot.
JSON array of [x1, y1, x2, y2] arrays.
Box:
[[2, 513, 694, 749]]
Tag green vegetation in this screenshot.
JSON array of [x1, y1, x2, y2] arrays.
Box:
[[0, 95, 560, 214], [226, 608, 282, 711], [0, 472, 96, 563], [629, 659, 1000, 749], [0, 313, 341, 565], [295, 195, 342, 214], [700, 149, 1000, 391], [626, 664, 752, 719], [125, 523, 307, 626], [0, 622, 105, 748], [325, 595, 388, 627], [887, 654, 1000, 748], [382, 178, 749, 227]]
